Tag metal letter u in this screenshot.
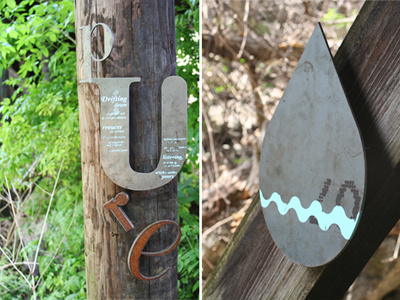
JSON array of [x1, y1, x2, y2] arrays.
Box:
[[91, 76, 187, 190]]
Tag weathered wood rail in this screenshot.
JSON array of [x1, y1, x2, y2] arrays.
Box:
[[203, 1, 400, 299]]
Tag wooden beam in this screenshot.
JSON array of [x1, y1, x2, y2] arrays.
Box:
[[203, 1, 400, 299], [202, 32, 303, 63], [75, 1, 179, 299]]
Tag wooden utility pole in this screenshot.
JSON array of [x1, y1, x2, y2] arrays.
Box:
[[203, 1, 400, 299], [75, 1, 179, 299]]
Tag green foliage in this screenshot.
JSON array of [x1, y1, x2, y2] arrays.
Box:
[[0, 264, 31, 299], [0, 0, 85, 298], [0, 0, 78, 188], [176, 0, 200, 298], [177, 224, 199, 299], [322, 8, 356, 30]]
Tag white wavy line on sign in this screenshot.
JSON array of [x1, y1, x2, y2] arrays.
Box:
[[260, 190, 359, 240]]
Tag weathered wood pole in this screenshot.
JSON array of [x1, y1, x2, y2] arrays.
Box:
[[75, 1, 179, 299], [203, 1, 400, 299]]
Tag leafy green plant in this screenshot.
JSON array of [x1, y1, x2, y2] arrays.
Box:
[[0, 1, 85, 299], [177, 224, 199, 299], [176, 0, 200, 299], [322, 8, 357, 31]]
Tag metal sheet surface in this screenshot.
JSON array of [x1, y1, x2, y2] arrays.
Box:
[[92, 76, 187, 190], [259, 24, 366, 267]]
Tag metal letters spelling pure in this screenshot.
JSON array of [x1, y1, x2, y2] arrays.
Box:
[[78, 23, 185, 280]]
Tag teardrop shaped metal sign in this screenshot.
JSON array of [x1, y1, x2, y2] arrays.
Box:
[[259, 23, 366, 267]]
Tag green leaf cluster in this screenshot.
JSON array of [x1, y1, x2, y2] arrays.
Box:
[[176, 0, 200, 299], [322, 8, 356, 30], [0, 0, 78, 188], [0, 0, 85, 298]]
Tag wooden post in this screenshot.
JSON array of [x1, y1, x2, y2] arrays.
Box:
[[203, 1, 400, 299], [75, 1, 179, 299]]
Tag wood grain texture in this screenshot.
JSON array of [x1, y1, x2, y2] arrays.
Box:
[[203, 1, 400, 299], [75, 1, 178, 299]]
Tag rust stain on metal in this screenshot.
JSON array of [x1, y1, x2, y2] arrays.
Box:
[[309, 216, 319, 225], [335, 180, 361, 219], [318, 178, 332, 202], [309, 178, 332, 225], [308, 178, 361, 225], [128, 220, 181, 281], [103, 192, 134, 231]]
